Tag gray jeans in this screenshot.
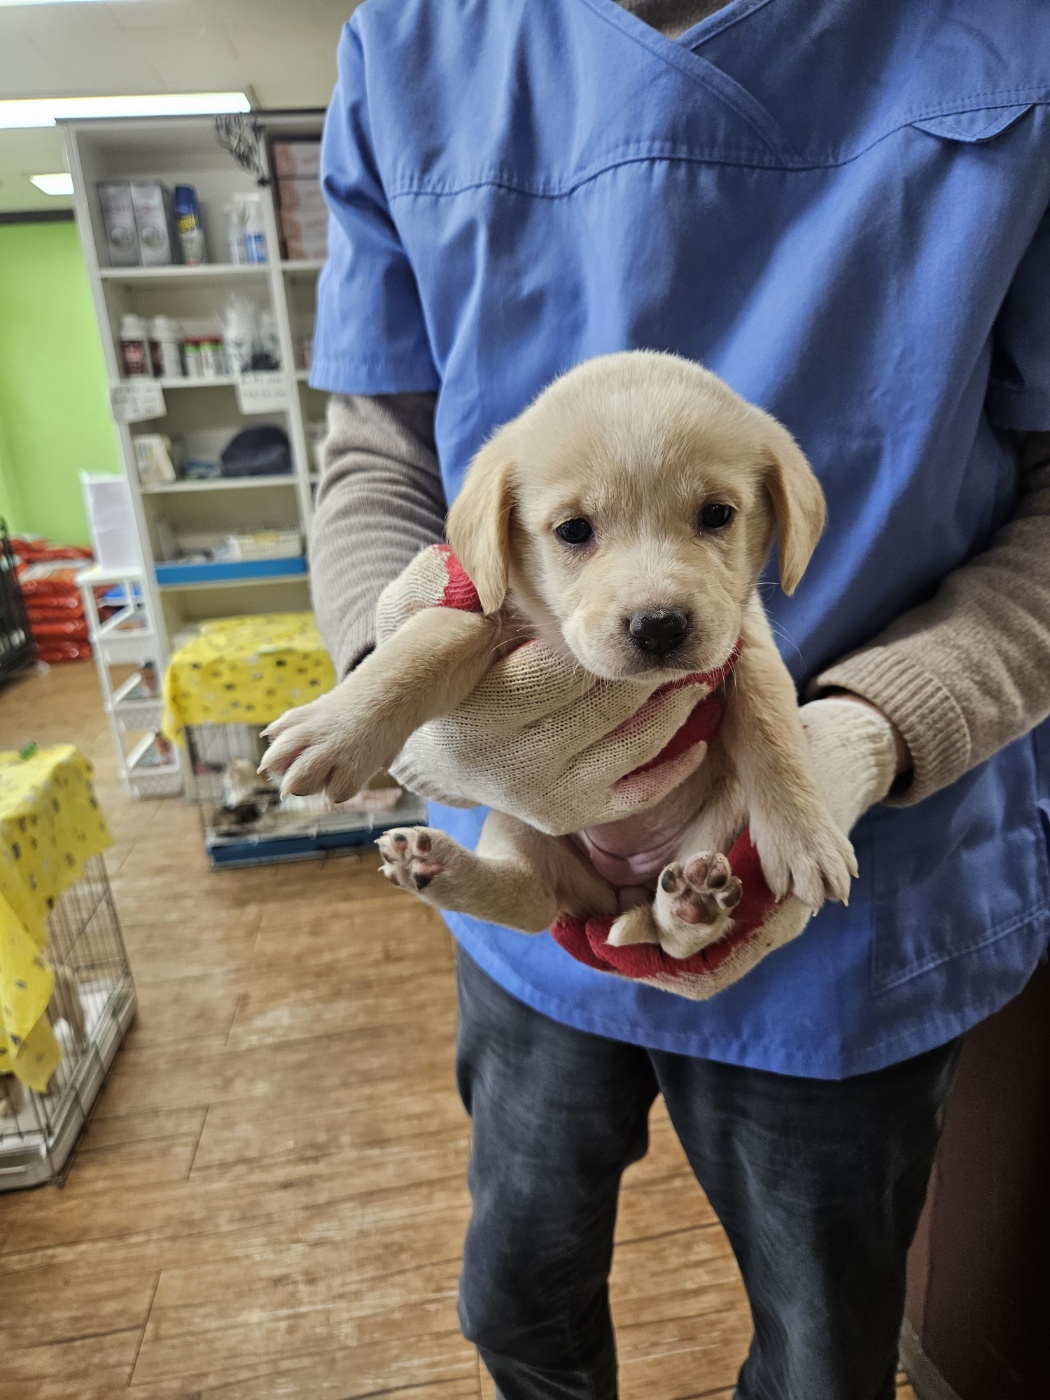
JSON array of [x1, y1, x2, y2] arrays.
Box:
[[454, 949, 960, 1400]]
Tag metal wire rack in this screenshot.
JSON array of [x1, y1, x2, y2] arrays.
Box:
[[183, 720, 427, 868], [0, 518, 34, 684], [0, 854, 137, 1190]]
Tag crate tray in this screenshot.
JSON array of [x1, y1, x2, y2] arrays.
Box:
[[204, 792, 428, 869]]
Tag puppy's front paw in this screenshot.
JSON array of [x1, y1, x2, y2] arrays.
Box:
[[259, 698, 375, 803], [651, 852, 742, 959], [750, 812, 857, 910]]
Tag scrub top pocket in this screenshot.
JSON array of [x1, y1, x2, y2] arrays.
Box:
[[870, 736, 1050, 996], [908, 103, 1036, 144]]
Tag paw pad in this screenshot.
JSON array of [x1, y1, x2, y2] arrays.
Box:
[[376, 827, 445, 895], [660, 852, 742, 927]]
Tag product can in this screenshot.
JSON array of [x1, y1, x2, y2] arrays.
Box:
[[173, 184, 206, 266]]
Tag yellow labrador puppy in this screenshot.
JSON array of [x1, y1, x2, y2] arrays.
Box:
[[261, 352, 855, 957]]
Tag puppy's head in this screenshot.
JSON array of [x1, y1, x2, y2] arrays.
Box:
[[447, 352, 825, 680]]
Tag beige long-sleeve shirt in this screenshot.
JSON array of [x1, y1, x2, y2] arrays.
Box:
[[309, 0, 1050, 812]]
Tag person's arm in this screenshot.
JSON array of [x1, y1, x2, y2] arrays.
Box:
[[308, 17, 445, 675], [310, 391, 444, 677], [814, 433, 1050, 804]]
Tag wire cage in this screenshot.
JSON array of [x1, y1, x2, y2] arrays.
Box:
[[183, 720, 427, 868], [0, 853, 137, 1190], [0, 518, 35, 684]]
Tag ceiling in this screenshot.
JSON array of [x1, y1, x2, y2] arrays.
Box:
[[0, 0, 363, 213]]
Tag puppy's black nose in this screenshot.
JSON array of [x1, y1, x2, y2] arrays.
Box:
[[627, 609, 690, 657]]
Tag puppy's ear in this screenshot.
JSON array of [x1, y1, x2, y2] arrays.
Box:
[[763, 423, 827, 595], [445, 426, 516, 614]]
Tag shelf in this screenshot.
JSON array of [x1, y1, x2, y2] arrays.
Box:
[[99, 263, 272, 284], [79, 564, 144, 586], [156, 374, 287, 391], [69, 111, 325, 706], [111, 681, 164, 731], [141, 476, 297, 494], [156, 558, 309, 589], [126, 733, 182, 798]]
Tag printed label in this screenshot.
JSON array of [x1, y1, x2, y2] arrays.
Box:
[[235, 375, 290, 415], [111, 380, 166, 424]]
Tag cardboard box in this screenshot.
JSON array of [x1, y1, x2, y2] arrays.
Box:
[[280, 202, 328, 259], [97, 183, 140, 266], [284, 235, 329, 262], [271, 139, 322, 179], [276, 177, 326, 214], [280, 205, 328, 242], [130, 183, 176, 265]]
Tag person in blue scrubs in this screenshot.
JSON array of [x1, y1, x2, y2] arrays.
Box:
[[309, 2, 1050, 1396]]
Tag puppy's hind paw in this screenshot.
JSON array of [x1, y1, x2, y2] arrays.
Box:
[[660, 852, 741, 924], [376, 826, 447, 893], [652, 852, 741, 959]]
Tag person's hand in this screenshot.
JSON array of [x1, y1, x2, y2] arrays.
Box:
[[552, 696, 901, 1001], [377, 546, 728, 836], [799, 695, 902, 830], [820, 689, 912, 777]]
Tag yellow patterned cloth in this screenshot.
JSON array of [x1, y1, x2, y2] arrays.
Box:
[[163, 612, 336, 740], [0, 747, 112, 1092]]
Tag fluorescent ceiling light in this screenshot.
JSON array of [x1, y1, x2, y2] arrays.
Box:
[[0, 93, 252, 130], [29, 172, 74, 196]]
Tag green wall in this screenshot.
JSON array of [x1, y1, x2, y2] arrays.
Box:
[[0, 220, 121, 546]]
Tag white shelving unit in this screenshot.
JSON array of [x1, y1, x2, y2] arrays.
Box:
[[78, 565, 182, 798], [62, 112, 328, 664]]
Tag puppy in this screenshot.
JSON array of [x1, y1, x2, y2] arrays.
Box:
[[261, 352, 855, 957]]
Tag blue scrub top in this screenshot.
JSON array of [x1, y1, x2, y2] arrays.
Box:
[[312, 0, 1050, 1077]]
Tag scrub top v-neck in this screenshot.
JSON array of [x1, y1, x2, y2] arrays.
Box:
[[313, 0, 1050, 1077]]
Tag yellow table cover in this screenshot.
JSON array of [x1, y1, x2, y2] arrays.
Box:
[[0, 746, 112, 1091], [163, 612, 336, 740]]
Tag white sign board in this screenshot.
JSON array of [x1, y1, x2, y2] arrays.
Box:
[[235, 375, 290, 415], [110, 379, 166, 424]]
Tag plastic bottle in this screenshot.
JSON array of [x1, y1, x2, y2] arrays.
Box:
[[222, 295, 256, 375], [120, 314, 152, 377], [173, 185, 206, 265], [183, 338, 203, 379], [199, 337, 227, 379], [258, 310, 281, 370], [242, 194, 268, 264], [226, 199, 246, 265], [149, 316, 184, 379]]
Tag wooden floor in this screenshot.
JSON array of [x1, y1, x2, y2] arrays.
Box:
[[0, 662, 918, 1399]]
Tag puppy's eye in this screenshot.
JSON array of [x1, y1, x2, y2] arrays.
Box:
[[555, 517, 594, 545], [699, 503, 734, 531]]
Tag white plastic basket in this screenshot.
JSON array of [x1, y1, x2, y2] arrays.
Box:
[[224, 530, 302, 561]]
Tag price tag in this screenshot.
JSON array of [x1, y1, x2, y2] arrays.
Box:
[[235, 374, 290, 415], [111, 380, 166, 424]]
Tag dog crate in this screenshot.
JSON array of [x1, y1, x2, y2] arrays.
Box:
[[184, 718, 427, 868], [164, 612, 426, 868], [0, 853, 136, 1190], [0, 519, 34, 684]]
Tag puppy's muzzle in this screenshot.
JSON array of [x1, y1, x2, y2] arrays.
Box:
[[627, 608, 690, 658]]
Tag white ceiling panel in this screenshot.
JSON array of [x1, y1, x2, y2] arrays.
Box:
[[0, 0, 360, 211]]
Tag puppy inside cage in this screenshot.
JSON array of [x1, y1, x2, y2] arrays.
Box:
[[182, 720, 425, 865], [0, 853, 137, 1189]]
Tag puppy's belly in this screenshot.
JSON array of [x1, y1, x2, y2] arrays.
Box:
[[571, 780, 703, 906]]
